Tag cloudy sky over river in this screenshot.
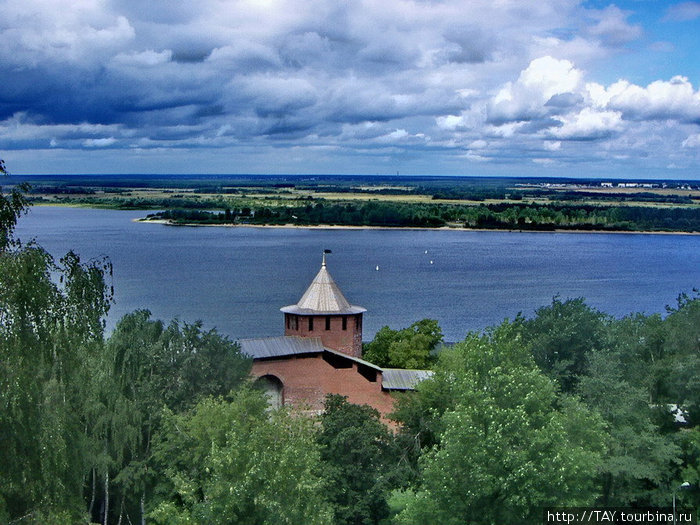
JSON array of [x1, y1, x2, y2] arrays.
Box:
[[1, 0, 699, 178]]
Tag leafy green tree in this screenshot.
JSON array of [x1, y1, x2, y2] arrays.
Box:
[[605, 312, 667, 401], [0, 158, 30, 251], [663, 292, 700, 424], [1, 245, 112, 523], [522, 297, 609, 392], [676, 427, 700, 510], [397, 322, 606, 525], [1, 161, 107, 522], [317, 395, 398, 525], [574, 294, 698, 506], [577, 349, 681, 506], [149, 388, 332, 525], [84, 310, 252, 524], [363, 319, 442, 369], [390, 365, 459, 482], [362, 326, 396, 367]]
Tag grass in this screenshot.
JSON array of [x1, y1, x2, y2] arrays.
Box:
[[27, 179, 700, 214]]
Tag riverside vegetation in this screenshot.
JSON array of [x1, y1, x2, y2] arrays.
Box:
[[13, 174, 700, 232], [2, 166, 699, 524]]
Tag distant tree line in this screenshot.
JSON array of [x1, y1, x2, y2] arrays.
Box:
[[150, 200, 700, 232], [553, 191, 695, 204]]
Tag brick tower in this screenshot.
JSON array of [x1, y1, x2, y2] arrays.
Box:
[[280, 254, 366, 357]]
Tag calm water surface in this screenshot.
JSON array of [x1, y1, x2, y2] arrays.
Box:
[[14, 206, 700, 342]]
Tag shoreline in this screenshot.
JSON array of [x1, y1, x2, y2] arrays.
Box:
[[134, 218, 700, 235], [28, 203, 700, 236]]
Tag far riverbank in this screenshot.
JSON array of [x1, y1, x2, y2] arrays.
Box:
[[136, 217, 700, 235]]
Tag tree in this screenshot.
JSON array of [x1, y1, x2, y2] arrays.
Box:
[[1, 245, 112, 523], [396, 322, 606, 525], [363, 319, 442, 369], [317, 395, 398, 525], [676, 427, 700, 511], [577, 349, 681, 506], [663, 292, 700, 425], [108, 312, 251, 414], [1, 158, 108, 522], [0, 158, 30, 251], [605, 312, 667, 401], [390, 359, 460, 481], [84, 310, 252, 525], [149, 388, 333, 525], [521, 297, 609, 392]]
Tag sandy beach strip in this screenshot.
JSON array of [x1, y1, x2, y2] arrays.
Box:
[[134, 218, 700, 235]]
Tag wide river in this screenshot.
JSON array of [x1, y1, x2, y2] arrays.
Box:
[[14, 206, 700, 342]]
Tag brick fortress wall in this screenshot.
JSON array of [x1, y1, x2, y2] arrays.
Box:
[[251, 354, 395, 422]]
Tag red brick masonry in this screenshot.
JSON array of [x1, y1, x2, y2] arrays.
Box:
[[284, 313, 363, 357], [251, 353, 396, 419]]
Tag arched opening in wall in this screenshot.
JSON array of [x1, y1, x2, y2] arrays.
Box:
[[255, 374, 284, 410]]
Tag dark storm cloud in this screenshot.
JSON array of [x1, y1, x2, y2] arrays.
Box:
[[3, 0, 575, 142], [171, 50, 212, 64], [442, 25, 495, 64], [1, 0, 699, 175]]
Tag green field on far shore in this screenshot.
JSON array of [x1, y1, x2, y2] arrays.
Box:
[[12, 174, 700, 232]]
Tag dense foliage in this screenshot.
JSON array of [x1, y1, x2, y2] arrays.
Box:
[[1, 247, 112, 524], [0, 246, 252, 524], [390, 296, 700, 522], [363, 319, 443, 369], [149, 389, 332, 525], [317, 395, 399, 525], [395, 322, 607, 525]]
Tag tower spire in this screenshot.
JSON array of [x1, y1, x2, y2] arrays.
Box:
[[281, 252, 366, 357]]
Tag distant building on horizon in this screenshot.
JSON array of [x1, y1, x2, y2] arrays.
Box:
[[240, 253, 430, 421]]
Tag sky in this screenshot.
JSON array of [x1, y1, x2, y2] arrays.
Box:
[[1, 0, 699, 179]]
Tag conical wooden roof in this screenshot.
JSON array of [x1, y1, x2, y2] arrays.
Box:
[[280, 257, 366, 315]]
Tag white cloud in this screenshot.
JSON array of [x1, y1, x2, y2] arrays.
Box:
[[462, 151, 489, 162], [486, 122, 523, 138], [0, 1, 134, 65], [112, 49, 173, 67], [586, 5, 643, 45], [549, 108, 622, 140], [683, 134, 700, 148], [436, 115, 468, 131], [533, 158, 556, 165], [664, 2, 700, 21], [488, 56, 583, 123], [377, 129, 409, 143], [83, 137, 118, 147], [602, 77, 700, 122]]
